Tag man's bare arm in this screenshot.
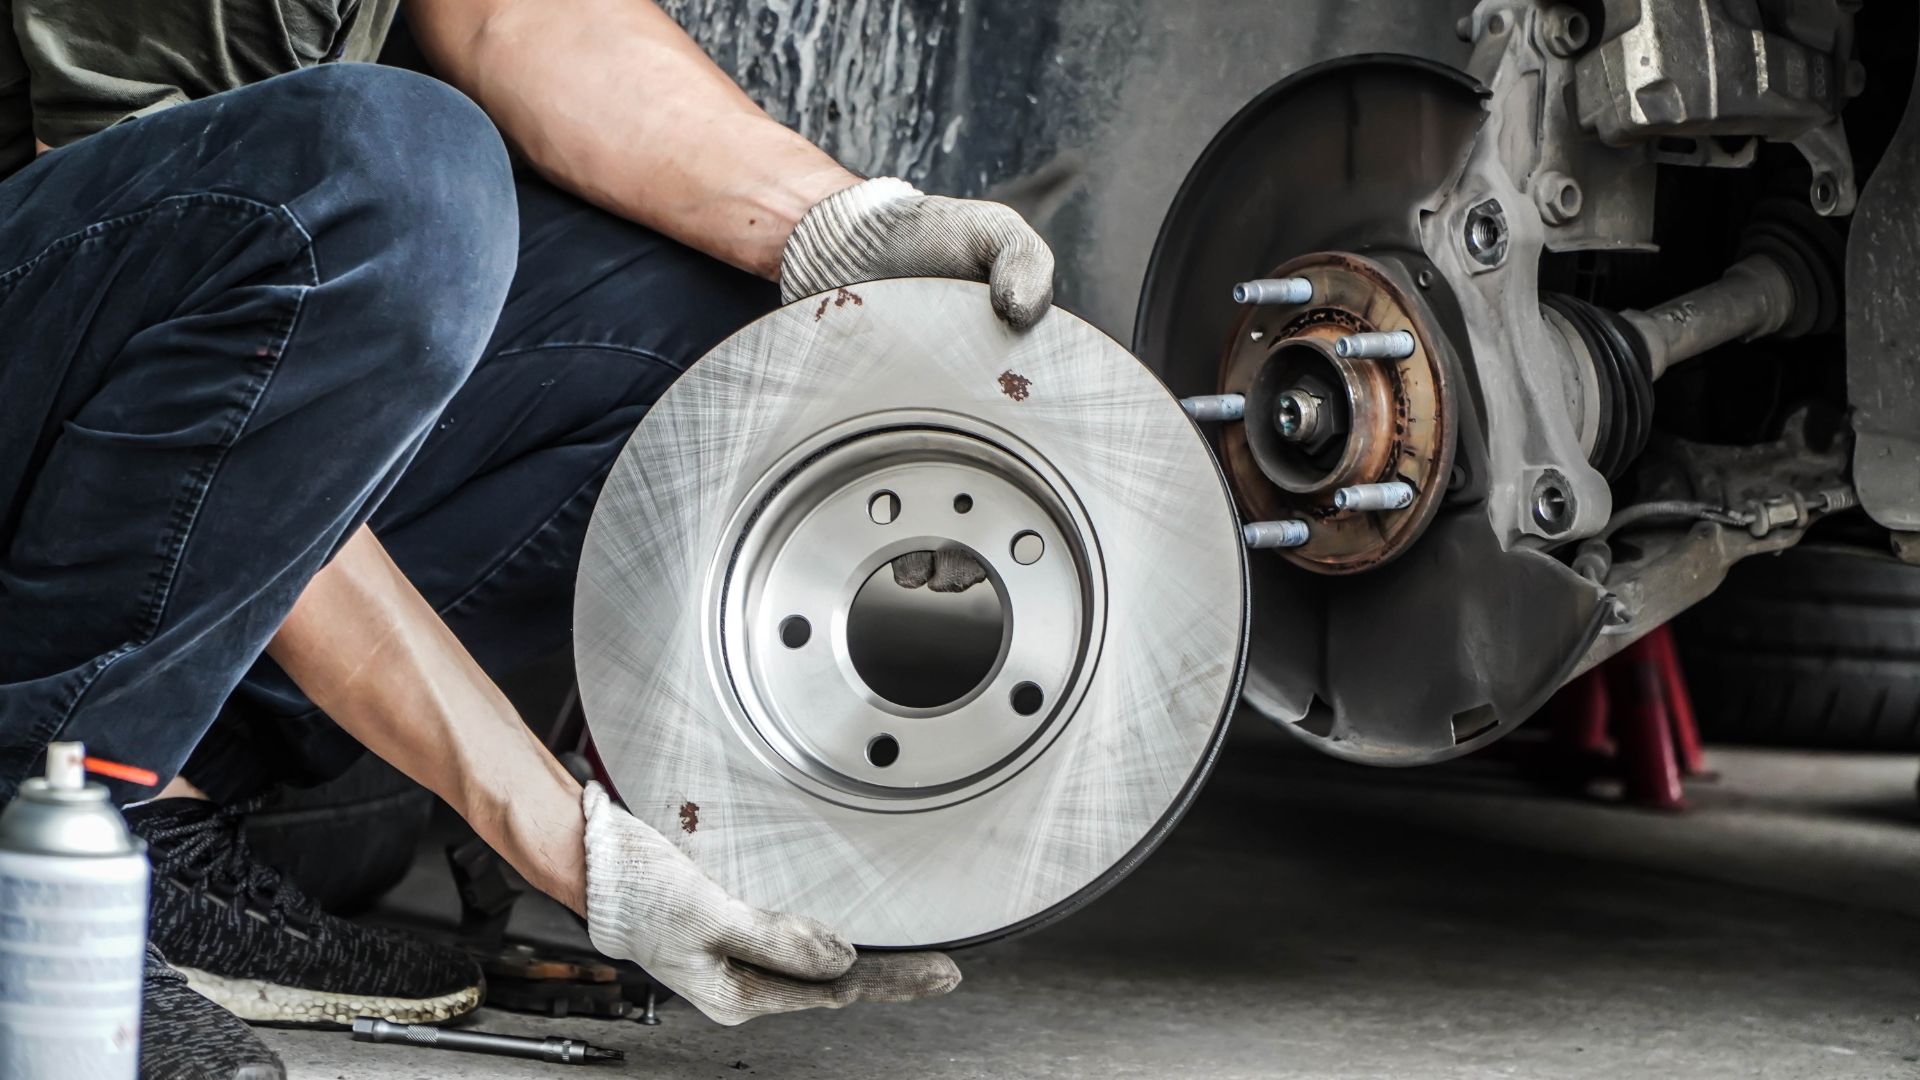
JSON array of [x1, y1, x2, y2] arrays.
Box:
[[266, 525, 588, 913], [405, 0, 859, 279]]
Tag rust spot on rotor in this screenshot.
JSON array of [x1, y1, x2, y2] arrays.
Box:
[[998, 370, 1033, 401], [678, 801, 700, 834], [813, 287, 865, 321]]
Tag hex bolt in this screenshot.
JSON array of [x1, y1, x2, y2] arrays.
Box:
[[1232, 277, 1313, 306], [1534, 170, 1583, 225], [1333, 330, 1416, 361], [1333, 482, 1415, 513], [1243, 520, 1310, 549], [1274, 389, 1324, 442], [1179, 393, 1246, 423], [1539, 5, 1591, 56]]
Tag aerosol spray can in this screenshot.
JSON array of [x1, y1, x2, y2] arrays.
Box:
[[0, 742, 149, 1079]]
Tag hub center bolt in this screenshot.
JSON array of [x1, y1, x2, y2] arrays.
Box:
[[1274, 389, 1324, 442], [1333, 481, 1415, 513], [1333, 330, 1416, 360]]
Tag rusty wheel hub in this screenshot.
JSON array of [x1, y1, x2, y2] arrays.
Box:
[[1218, 252, 1455, 573]]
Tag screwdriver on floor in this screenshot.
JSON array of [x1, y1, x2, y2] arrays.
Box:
[[352, 1017, 625, 1065]]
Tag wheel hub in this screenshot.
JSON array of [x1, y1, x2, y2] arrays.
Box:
[[1218, 252, 1455, 574]]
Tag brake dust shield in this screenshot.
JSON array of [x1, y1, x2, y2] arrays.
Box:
[[574, 279, 1247, 949], [1134, 56, 1605, 765]]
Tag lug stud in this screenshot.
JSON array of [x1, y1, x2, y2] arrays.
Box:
[[1232, 277, 1313, 306], [1243, 520, 1311, 549], [1333, 330, 1416, 360], [1333, 482, 1415, 513], [1179, 393, 1246, 422]]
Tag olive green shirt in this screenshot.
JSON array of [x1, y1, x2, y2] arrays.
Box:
[[0, 0, 400, 180]]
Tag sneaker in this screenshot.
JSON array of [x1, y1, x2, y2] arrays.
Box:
[[126, 798, 484, 1027], [141, 943, 285, 1080]]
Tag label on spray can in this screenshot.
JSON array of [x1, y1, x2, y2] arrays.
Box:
[[0, 745, 149, 1080], [0, 849, 147, 1079]]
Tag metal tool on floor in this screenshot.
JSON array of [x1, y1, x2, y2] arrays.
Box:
[[351, 1016, 624, 1065]]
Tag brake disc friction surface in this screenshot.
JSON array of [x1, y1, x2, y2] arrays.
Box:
[[575, 279, 1246, 948]]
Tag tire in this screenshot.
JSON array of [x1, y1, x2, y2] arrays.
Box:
[[239, 754, 435, 914], [1676, 546, 1920, 751]]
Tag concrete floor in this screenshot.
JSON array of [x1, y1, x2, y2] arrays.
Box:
[[262, 722, 1920, 1079]]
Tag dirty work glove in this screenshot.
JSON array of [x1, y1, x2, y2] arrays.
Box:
[[581, 782, 961, 1026], [781, 177, 1055, 330], [784, 178, 1045, 591], [890, 546, 989, 593]]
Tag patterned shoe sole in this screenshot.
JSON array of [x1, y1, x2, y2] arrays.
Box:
[[178, 965, 483, 1027]]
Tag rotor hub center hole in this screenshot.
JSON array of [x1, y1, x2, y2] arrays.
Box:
[[845, 553, 1006, 710]]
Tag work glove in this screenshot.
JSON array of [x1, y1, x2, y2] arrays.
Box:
[[785, 177, 1051, 592], [780, 177, 1055, 331], [580, 782, 961, 1026]]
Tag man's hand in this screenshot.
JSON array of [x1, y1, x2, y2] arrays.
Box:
[[581, 783, 961, 1026], [782, 178, 1055, 330]]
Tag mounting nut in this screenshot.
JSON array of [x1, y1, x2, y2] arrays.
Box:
[[1464, 199, 1509, 267], [1744, 494, 1810, 538]]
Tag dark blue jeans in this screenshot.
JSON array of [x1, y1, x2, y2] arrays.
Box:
[[0, 64, 775, 803]]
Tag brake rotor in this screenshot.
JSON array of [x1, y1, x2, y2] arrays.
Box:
[[575, 279, 1246, 948]]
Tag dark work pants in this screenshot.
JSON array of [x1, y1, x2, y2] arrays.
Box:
[[0, 64, 776, 803]]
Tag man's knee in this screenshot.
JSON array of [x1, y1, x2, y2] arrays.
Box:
[[286, 66, 513, 232], [262, 65, 519, 410]]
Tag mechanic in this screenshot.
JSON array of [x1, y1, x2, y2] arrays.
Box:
[[0, 1, 1050, 1076]]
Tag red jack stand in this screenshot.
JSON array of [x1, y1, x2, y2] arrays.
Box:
[[1547, 624, 1707, 811]]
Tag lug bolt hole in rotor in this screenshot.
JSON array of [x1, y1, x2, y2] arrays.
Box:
[[953, 493, 974, 514], [1011, 531, 1045, 565], [868, 490, 901, 525], [1011, 682, 1045, 717], [846, 555, 1005, 710], [779, 615, 811, 649], [866, 734, 900, 768]]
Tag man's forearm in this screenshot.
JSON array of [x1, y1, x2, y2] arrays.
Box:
[[266, 526, 587, 913], [407, 0, 857, 279]]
